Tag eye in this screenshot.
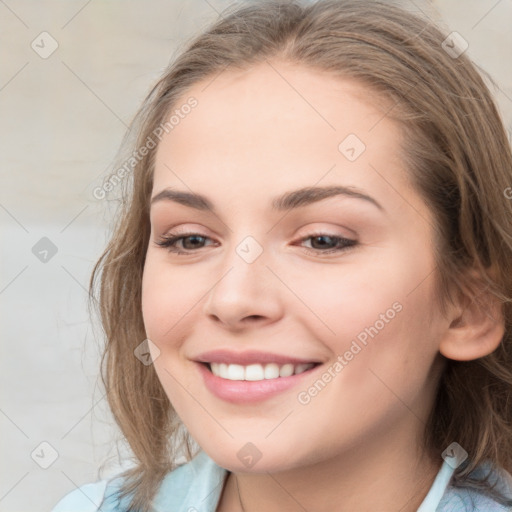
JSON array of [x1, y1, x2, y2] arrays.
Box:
[[154, 232, 216, 255], [297, 233, 358, 255], [154, 231, 357, 256]]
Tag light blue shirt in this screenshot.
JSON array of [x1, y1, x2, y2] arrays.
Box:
[[51, 450, 512, 512]]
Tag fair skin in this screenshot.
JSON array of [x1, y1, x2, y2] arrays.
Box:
[[141, 61, 504, 512]]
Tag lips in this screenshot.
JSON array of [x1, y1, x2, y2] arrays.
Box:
[[196, 359, 322, 403], [192, 349, 324, 403]]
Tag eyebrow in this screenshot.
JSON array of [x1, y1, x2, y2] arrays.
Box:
[[150, 185, 384, 212]]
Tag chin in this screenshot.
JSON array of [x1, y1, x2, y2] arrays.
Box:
[[200, 441, 302, 474]]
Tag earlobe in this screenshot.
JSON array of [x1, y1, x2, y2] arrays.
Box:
[[438, 279, 505, 361]]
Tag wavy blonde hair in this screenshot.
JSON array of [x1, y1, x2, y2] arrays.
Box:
[[89, 0, 512, 509]]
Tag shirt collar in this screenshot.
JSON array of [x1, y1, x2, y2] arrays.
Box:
[[150, 449, 511, 512]]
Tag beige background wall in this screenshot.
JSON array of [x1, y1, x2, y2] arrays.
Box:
[[1, 1, 511, 510]]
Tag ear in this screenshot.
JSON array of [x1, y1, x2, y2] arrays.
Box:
[[439, 269, 505, 361]]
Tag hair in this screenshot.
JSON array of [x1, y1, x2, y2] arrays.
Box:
[[89, 0, 512, 510]]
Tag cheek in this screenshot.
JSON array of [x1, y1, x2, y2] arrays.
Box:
[[287, 263, 404, 346], [289, 248, 440, 372], [141, 255, 196, 345], [291, 269, 440, 438], [141, 257, 201, 400]]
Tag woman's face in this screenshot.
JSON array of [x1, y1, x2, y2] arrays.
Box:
[[142, 62, 450, 472]]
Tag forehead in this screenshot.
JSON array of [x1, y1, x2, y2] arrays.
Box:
[[152, 61, 409, 211]]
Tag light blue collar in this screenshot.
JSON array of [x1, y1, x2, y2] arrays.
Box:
[[417, 459, 456, 511], [151, 450, 228, 512], [150, 450, 456, 512]]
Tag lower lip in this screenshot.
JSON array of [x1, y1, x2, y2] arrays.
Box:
[[196, 362, 321, 404]]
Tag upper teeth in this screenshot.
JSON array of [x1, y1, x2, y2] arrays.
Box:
[[210, 362, 315, 381]]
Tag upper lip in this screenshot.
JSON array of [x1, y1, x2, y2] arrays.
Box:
[[194, 349, 322, 366]]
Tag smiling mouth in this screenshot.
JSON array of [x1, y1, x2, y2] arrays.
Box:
[[202, 361, 321, 381]]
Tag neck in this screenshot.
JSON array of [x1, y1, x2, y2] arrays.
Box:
[[217, 420, 441, 512]]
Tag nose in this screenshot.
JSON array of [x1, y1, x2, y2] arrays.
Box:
[[202, 243, 284, 330]]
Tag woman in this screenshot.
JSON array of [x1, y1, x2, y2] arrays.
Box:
[[52, 1, 512, 510]]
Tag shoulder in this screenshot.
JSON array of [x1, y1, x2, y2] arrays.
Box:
[[50, 450, 228, 512], [50, 478, 114, 512], [437, 462, 512, 512], [438, 488, 512, 511]]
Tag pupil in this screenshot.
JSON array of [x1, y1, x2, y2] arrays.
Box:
[[312, 235, 334, 249], [184, 235, 204, 249]]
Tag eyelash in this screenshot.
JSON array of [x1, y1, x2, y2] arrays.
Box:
[[154, 231, 358, 256]]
